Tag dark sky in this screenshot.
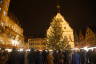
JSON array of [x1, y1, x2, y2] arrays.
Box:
[[9, 0, 96, 38]]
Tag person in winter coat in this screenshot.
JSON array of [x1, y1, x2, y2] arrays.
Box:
[[0, 49, 8, 64], [27, 48, 36, 64], [35, 50, 43, 64], [42, 50, 48, 64], [7, 48, 19, 64], [72, 50, 80, 64], [53, 50, 59, 64], [86, 50, 93, 64], [80, 49, 87, 64], [47, 51, 54, 64], [91, 48, 96, 64], [58, 51, 65, 64]]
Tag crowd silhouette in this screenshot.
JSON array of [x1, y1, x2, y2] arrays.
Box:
[[0, 48, 96, 64]]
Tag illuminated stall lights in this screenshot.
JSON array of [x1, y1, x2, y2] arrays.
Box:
[[11, 40, 19, 46], [39, 50, 43, 52], [5, 48, 12, 52], [81, 47, 89, 51], [80, 46, 96, 51], [88, 47, 96, 51], [26, 49, 30, 52], [49, 49, 53, 52], [71, 48, 80, 50], [17, 48, 24, 52]]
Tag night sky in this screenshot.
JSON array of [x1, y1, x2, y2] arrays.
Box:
[[9, 0, 96, 38]]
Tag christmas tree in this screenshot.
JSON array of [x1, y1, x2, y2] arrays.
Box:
[[47, 13, 72, 50]]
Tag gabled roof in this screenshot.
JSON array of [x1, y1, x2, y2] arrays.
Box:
[[89, 25, 96, 33]]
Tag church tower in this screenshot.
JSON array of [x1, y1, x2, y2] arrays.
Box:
[[0, 0, 11, 20]]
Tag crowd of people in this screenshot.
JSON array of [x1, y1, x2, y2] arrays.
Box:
[[0, 47, 96, 64]]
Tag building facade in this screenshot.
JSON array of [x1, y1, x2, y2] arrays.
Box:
[[28, 38, 47, 50], [85, 27, 96, 46], [0, 0, 24, 48], [74, 27, 96, 48]]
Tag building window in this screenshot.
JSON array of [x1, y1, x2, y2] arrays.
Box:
[[1, 22, 4, 26], [0, 8, 1, 11], [3, 11, 7, 16], [12, 26, 14, 30]]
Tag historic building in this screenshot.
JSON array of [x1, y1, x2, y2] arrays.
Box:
[[0, 0, 24, 48], [74, 27, 96, 48], [76, 31, 85, 47], [85, 27, 96, 46], [28, 38, 47, 50]]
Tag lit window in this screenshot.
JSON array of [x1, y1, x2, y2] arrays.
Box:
[[3, 11, 7, 16], [12, 26, 14, 29], [1, 22, 4, 26], [0, 8, 1, 11]]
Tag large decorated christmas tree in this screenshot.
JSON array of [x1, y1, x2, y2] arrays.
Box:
[[47, 13, 74, 50]]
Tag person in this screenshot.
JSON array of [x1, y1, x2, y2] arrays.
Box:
[[72, 50, 80, 64], [80, 49, 87, 64], [47, 51, 54, 64], [25, 51, 29, 64], [86, 50, 93, 64], [7, 48, 19, 64], [91, 48, 96, 64], [35, 50, 43, 64], [58, 51, 65, 64], [42, 50, 48, 64], [18, 52, 25, 64], [0, 48, 8, 64], [63, 50, 71, 64], [27, 48, 36, 64], [68, 50, 73, 64], [53, 50, 59, 64]]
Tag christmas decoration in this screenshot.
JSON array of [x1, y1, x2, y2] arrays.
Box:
[[47, 13, 74, 50]]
